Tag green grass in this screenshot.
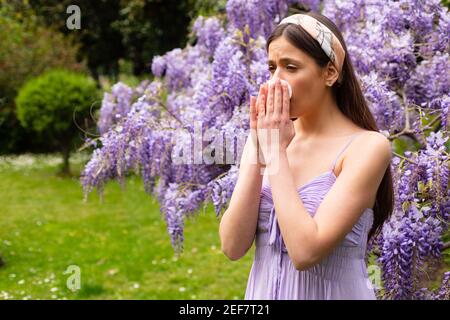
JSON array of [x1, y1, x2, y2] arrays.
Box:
[[1, 153, 447, 300], [0, 154, 254, 299]]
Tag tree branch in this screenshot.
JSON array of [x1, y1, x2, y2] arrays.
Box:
[[372, 248, 381, 257], [392, 151, 419, 165], [443, 241, 450, 251]]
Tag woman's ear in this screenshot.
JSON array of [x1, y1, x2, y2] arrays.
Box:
[[324, 62, 339, 86]]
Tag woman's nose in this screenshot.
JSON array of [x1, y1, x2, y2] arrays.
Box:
[[272, 69, 282, 80]]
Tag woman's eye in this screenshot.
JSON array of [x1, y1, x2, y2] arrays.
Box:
[[268, 65, 296, 72]]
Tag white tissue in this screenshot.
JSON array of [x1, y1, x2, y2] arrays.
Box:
[[268, 79, 292, 99]]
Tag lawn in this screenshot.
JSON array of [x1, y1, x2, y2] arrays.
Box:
[[1, 153, 447, 300], [0, 153, 254, 299]]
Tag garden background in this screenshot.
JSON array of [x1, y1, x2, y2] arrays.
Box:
[[0, 0, 449, 300]]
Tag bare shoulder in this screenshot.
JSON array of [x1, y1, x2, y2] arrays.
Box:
[[347, 130, 392, 167], [356, 130, 391, 154]]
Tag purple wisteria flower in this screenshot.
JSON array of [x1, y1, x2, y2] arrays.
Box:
[[82, 0, 449, 299], [151, 55, 166, 77], [192, 16, 226, 57]]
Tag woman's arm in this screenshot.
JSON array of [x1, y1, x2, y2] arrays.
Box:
[[256, 80, 391, 270], [219, 86, 268, 261], [267, 132, 391, 270], [219, 135, 264, 260]]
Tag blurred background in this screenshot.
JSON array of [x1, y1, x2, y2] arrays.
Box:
[[0, 0, 251, 300], [0, 0, 228, 155]]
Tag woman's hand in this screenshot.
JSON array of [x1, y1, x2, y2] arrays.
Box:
[[249, 83, 268, 166], [257, 78, 295, 167]]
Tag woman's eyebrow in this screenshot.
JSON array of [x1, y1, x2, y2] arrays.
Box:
[[267, 57, 302, 64]]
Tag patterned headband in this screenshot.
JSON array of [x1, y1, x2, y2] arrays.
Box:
[[278, 14, 346, 84]]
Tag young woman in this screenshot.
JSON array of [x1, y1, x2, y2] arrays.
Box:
[[219, 12, 394, 300]]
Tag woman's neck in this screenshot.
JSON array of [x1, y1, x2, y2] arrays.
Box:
[[293, 95, 348, 139]]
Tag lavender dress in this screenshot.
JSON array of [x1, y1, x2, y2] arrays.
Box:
[[245, 133, 377, 300]]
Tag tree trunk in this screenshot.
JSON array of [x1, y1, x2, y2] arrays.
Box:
[[61, 144, 71, 176]]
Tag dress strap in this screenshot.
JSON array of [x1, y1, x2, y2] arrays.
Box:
[[331, 132, 364, 172]]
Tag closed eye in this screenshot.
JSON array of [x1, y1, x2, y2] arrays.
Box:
[[286, 65, 297, 71], [268, 65, 297, 72]]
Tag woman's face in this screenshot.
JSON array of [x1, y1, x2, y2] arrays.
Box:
[[267, 35, 329, 118]]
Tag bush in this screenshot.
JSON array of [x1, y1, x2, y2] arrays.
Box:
[[16, 69, 99, 175], [0, 1, 86, 154]]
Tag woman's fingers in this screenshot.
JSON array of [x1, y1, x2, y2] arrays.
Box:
[[266, 81, 274, 117], [273, 80, 282, 120], [257, 85, 266, 120], [258, 92, 266, 120], [249, 95, 259, 151], [250, 96, 257, 129], [262, 82, 268, 98], [281, 81, 290, 120]]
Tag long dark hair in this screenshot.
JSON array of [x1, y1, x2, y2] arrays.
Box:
[[266, 11, 394, 243]]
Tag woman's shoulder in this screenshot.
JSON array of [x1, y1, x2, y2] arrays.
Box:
[[353, 130, 390, 147], [348, 130, 392, 164]]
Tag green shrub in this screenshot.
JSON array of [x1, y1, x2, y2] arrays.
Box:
[[15, 69, 99, 175], [0, 1, 86, 154]]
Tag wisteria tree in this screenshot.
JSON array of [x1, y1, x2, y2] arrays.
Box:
[[81, 0, 450, 299]]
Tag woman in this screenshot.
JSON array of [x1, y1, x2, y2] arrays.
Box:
[[219, 11, 394, 300]]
